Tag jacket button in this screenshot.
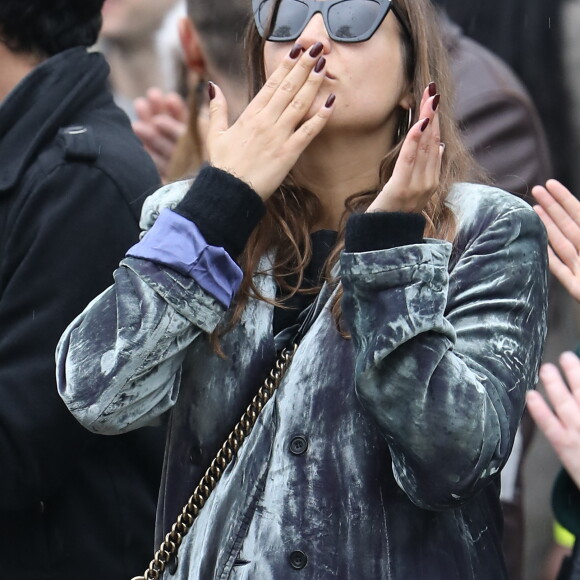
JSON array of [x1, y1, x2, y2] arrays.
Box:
[[289, 550, 308, 570], [289, 435, 308, 456]]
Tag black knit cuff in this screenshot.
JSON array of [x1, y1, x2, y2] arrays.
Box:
[[345, 211, 426, 253], [174, 165, 266, 258]]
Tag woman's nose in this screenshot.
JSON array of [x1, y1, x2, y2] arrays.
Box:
[[296, 13, 331, 54]]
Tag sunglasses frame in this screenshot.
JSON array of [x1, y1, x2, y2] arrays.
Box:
[[252, 0, 410, 44]]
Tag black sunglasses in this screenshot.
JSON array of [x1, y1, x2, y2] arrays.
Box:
[[252, 0, 410, 44]]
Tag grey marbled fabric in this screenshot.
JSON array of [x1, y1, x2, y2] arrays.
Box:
[[57, 182, 548, 579]]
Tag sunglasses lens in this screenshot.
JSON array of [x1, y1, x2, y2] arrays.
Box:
[[328, 0, 384, 40], [258, 0, 310, 40]]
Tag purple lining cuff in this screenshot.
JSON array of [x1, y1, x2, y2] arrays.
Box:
[[127, 209, 243, 307]]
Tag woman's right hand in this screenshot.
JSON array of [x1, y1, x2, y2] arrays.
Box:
[[205, 42, 335, 201]]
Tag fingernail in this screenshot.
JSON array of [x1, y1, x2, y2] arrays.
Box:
[[428, 82, 437, 97], [420, 118, 430, 132], [289, 43, 303, 59], [208, 81, 216, 100], [432, 94, 440, 111], [309, 42, 324, 58], [325, 93, 336, 108], [439, 142, 446, 152], [314, 56, 326, 74]]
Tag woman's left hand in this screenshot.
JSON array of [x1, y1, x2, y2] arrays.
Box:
[[367, 84, 443, 213]]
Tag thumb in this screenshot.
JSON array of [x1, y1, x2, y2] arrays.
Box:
[[206, 82, 229, 143]]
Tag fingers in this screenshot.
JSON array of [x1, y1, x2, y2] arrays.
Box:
[[421, 96, 442, 187], [276, 54, 329, 129], [206, 82, 230, 150], [534, 204, 579, 267], [533, 186, 580, 301], [134, 88, 166, 121], [527, 354, 580, 448], [561, 351, 580, 399], [248, 42, 328, 123], [528, 353, 580, 488], [399, 91, 441, 174], [164, 92, 189, 123], [526, 389, 566, 447], [246, 42, 307, 113], [389, 96, 441, 202], [545, 245, 580, 301], [545, 179, 580, 222], [367, 84, 442, 213], [417, 82, 437, 114], [132, 89, 190, 179], [533, 182, 580, 249], [541, 359, 580, 429], [134, 88, 189, 122], [133, 115, 186, 160], [287, 93, 336, 152], [266, 43, 328, 122]]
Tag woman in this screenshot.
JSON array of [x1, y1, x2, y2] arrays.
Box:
[[57, 0, 548, 577]]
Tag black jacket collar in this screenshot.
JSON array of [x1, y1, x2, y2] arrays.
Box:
[[0, 47, 109, 194]]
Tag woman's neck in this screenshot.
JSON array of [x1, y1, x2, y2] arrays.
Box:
[[293, 128, 393, 230]]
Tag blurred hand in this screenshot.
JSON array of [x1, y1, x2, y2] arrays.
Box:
[[132, 88, 189, 182], [368, 84, 443, 214], [527, 352, 580, 489], [205, 43, 335, 201], [532, 179, 580, 302]]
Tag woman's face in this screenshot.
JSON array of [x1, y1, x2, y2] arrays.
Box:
[[262, 1, 412, 138]]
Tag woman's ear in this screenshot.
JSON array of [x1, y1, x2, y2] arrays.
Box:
[[398, 89, 414, 112], [178, 17, 207, 76]]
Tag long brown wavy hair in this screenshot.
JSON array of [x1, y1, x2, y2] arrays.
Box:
[[217, 0, 479, 339]]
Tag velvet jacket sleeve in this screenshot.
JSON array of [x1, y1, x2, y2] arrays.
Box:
[[340, 185, 548, 509], [57, 167, 265, 433]]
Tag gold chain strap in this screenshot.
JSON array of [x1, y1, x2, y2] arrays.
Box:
[[131, 343, 298, 580]]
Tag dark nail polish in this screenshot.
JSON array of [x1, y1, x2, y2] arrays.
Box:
[[432, 94, 440, 111], [420, 118, 430, 132], [325, 93, 336, 108], [208, 82, 215, 100], [314, 57, 326, 74], [309, 42, 324, 58], [428, 82, 437, 97], [289, 43, 303, 59]]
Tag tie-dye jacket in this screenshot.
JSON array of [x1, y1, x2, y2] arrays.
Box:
[[57, 180, 548, 579]]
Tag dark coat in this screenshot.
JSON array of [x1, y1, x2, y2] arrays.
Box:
[[0, 47, 163, 579]]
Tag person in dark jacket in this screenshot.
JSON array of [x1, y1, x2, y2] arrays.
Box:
[[0, 2, 164, 579]]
